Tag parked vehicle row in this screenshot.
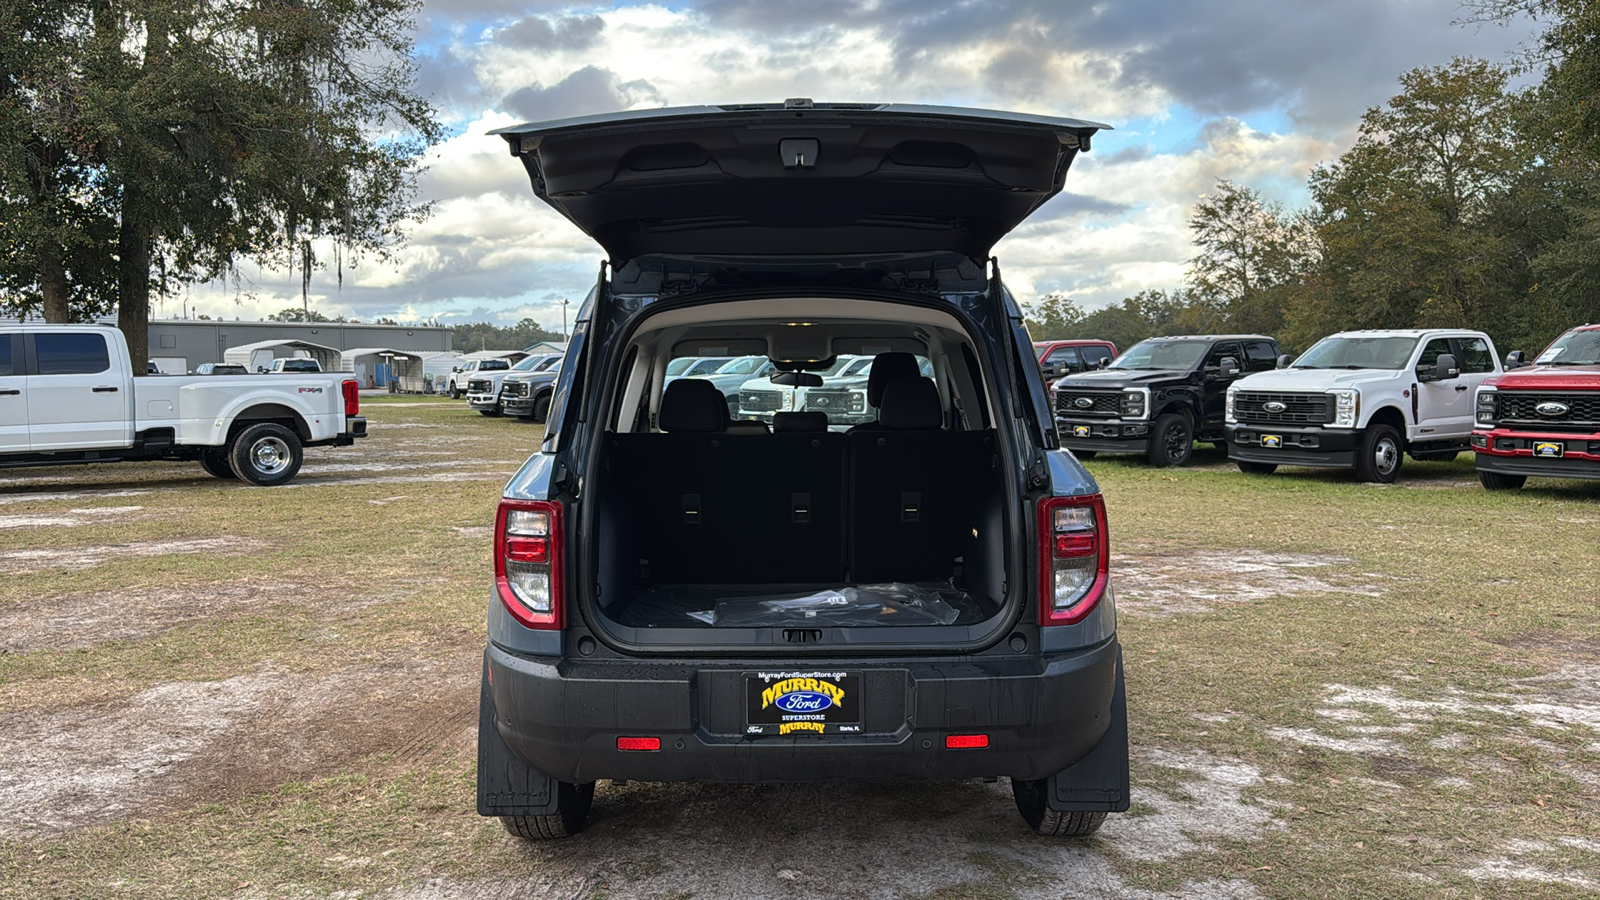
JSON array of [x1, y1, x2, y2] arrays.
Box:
[[0, 324, 365, 485]]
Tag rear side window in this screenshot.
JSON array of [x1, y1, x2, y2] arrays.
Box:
[[35, 332, 111, 375], [1243, 341, 1278, 371], [0, 336, 13, 376], [1457, 337, 1494, 373]]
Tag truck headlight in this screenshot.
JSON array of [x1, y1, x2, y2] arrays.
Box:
[[1476, 386, 1497, 425], [1120, 389, 1148, 420], [1226, 386, 1238, 424], [1330, 389, 1358, 428]]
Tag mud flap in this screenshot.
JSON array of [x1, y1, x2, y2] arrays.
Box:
[[1046, 647, 1129, 812], [477, 653, 559, 816]]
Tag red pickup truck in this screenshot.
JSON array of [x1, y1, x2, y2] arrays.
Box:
[[1471, 324, 1600, 490], [1034, 340, 1117, 390]]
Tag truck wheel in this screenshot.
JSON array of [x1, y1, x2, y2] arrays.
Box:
[[1236, 461, 1277, 475], [1354, 423, 1403, 483], [1146, 413, 1193, 467], [450, 385, 461, 400], [1479, 470, 1526, 491], [1010, 778, 1106, 837], [200, 449, 237, 480], [500, 781, 595, 840], [531, 391, 552, 423], [228, 423, 303, 486]]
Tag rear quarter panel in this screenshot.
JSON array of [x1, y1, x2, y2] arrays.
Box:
[[162, 376, 348, 446]]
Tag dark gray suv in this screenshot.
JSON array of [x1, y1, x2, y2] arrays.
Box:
[[477, 101, 1128, 840]]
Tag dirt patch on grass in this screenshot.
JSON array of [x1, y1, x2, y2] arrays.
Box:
[[0, 580, 358, 653], [0, 653, 478, 838], [1113, 550, 1380, 616], [0, 506, 145, 530], [0, 489, 150, 506], [0, 537, 259, 575]]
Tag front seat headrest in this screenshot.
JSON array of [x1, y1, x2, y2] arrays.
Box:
[[866, 352, 921, 407], [659, 379, 726, 433], [773, 411, 829, 433], [877, 378, 942, 430]]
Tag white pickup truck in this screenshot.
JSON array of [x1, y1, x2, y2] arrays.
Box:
[[1, 324, 367, 485], [1224, 328, 1501, 483]]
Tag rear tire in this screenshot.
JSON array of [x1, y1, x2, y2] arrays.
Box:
[[1236, 460, 1277, 475], [500, 781, 595, 840], [1354, 423, 1403, 483], [228, 423, 303, 486], [1479, 470, 1526, 491], [1145, 413, 1193, 467], [1011, 778, 1107, 837], [200, 449, 237, 480]]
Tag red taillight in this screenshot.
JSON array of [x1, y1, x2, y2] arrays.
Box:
[[494, 499, 563, 629], [1039, 494, 1110, 626], [945, 734, 989, 749], [341, 379, 359, 417], [617, 736, 661, 751]]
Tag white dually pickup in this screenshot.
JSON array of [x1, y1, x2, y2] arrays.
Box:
[[0, 324, 366, 485]]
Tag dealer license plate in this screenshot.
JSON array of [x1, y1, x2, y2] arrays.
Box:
[[746, 671, 861, 735], [1533, 441, 1564, 458], [1261, 434, 1283, 449], [1072, 425, 1091, 438]]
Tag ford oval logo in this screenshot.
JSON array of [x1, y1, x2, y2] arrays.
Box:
[[1537, 401, 1570, 417], [1263, 401, 1287, 413], [1074, 397, 1093, 409], [774, 691, 835, 713]]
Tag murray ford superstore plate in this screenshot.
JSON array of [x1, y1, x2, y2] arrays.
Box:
[[1534, 441, 1564, 458], [746, 671, 861, 735]]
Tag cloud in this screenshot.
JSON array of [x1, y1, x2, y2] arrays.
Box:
[[500, 66, 665, 123], [495, 14, 605, 50]]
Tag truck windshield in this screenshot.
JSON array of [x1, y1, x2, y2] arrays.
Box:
[[1293, 336, 1418, 370], [1108, 340, 1209, 371], [481, 359, 511, 371], [1535, 330, 1600, 365]]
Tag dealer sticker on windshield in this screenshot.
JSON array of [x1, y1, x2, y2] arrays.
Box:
[[746, 671, 861, 735], [1534, 441, 1564, 458]]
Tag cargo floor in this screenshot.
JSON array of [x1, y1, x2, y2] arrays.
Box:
[[612, 582, 996, 628]]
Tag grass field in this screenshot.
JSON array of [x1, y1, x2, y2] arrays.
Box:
[[1, 402, 1596, 899]]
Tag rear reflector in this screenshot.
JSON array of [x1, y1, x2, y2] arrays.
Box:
[[945, 734, 989, 749], [617, 736, 661, 751]]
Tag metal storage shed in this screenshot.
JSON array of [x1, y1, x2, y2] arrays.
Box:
[[341, 348, 425, 390], [223, 339, 343, 373]]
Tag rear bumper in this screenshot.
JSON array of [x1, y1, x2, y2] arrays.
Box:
[[1226, 424, 1359, 468], [1055, 418, 1150, 454], [322, 417, 367, 447], [484, 638, 1121, 786], [1473, 430, 1600, 479]]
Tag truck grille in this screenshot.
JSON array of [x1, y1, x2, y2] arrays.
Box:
[[1054, 390, 1121, 418], [467, 378, 492, 393], [1494, 392, 1600, 430], [1233, 391, 1332, 425], [803, 389, 864, 412], [741, 389, 783, 411], [501, 381, 528, 399]]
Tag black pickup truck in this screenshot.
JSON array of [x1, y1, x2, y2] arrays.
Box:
[[1052, 334, 1282, 466]]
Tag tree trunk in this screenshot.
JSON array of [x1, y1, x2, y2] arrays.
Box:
[[39, 241, 72, 323], [119, 185, 152, 374]]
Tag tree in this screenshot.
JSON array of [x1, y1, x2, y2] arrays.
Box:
[[0, 1, 440, 368], [449, 319, 566, 352], [1287, 59, 1537, 349], [1186, 180, 1314, 336], [1023, 293, 1086, 340], [267, 307, 332, 323]]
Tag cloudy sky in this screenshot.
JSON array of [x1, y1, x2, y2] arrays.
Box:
[[179, 0, 1536, 328]]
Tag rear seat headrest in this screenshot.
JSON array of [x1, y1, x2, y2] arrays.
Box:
[[878, 377, 942, 430], [659, 379, 726, 433], [866, 352, 921, 407], [725, 420, 771, 435], [773, 411, 829, 433]]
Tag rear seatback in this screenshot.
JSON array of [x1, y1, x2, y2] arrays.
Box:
[[848, 378, 995, 583]]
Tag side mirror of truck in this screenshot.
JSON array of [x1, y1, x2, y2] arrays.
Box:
[[1504, 350, 1526, 369], [452, 366, 460, 373], [1217, 357, 1240, 379], [1419, 353, 1459, 382], [1042, 363, 1064, 380], [1276, 354, 1292, 369]]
